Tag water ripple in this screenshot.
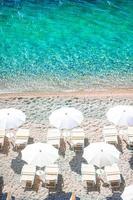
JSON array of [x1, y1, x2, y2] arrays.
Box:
[[0, 0, 133, 92]]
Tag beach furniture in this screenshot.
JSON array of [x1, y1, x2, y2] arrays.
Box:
[[6, 191, 12, 200], [45, 164, 59, 189], [0, 129, 5, 150], [70, 192, 76, 200], [81, 164, 96, 187], [21, 143, 59, 168], [35, 169, 45, 183], [106, 106, 133, 127], [127, 127, 133, 148], [103, 125, 118, 146], [104, 164, 121, 189], [0, 108, 26, 130], [47, 128, 60, 149], [0, 191, 13, 200], [83, 142, 120, 168], [70, 128, 85, 151], [20, 164, 36, 188], [15, 129, 30, 150], [49, 107, 83, 130]]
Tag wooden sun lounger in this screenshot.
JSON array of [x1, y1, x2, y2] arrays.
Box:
[[103, 125, 117, 130], [104, 164, 121, 189], [20, 165, 36, 188], [15, 129, 30, 150], [81, 164, 96, 187], [47, 128, 60, 149], [103, 125, 118, 145], [0, 129, 5, 150], [45, 164, 59, 189], [70, 128, 85, 151], [127, 127, 133, 148], [45, 164, 59, 177], [16, 129, 30, 137]]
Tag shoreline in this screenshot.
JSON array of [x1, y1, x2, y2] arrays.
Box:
[[0, 88, 133, 99]]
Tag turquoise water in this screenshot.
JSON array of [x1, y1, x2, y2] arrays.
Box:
[[0, 0, 133, 92]]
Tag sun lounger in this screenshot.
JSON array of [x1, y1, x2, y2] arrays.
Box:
[[81, 164, 96, 187], [70, 128, 85, 151], [104, 164, 121, 189], [45, 164, 59, 189], [47, 128, 60, 149], [0, 129, 5, 150], [103, 125, 118, 145], [20, 164, 36, 188], [127, 127, 133, 148], [15, 129, 30, 150], [103, 125, 117, 130]]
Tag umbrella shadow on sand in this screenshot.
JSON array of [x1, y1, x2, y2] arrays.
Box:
[[129, 155, 133, 169], [27, 137, 34, 144], [11, 153, 26, 174], [106, 192, 122, 200], [0, 176, 4, 195], [44, 192, 80, 200], [84, 137, 89, 147], [69, 151, 86, 175]]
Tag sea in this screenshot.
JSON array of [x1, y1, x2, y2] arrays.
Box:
[[0, 0, 133, 93]]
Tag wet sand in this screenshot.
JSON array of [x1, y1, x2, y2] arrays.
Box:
[[0, 88, 133, 99]]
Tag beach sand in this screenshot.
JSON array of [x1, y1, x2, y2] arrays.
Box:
[[0, 90, 133, 200]]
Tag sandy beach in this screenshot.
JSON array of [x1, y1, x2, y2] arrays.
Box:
[[0, 90, 133, 200]]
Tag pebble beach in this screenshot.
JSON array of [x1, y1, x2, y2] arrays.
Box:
[[0, 0, 133, 199], [0, 91, 133, 200]]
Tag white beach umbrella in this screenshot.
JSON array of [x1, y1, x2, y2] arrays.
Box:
[[21, 143, 59, 168], [83, 142, 120, 168], [106, 105, 133, 126], [49, 107, 83, 130], [0, 108, 26, 129], [121, 185, 133, 200]]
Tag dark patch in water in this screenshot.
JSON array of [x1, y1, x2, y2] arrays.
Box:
[[0, 0, 22, 8], [0, 14, 10, 22]]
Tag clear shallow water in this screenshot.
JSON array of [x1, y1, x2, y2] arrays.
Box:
[[0, 0, 133, 92]]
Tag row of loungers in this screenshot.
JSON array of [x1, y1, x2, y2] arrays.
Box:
[[47, 128, 85, 151], [0, 128, 85, 152], [0, 129, 30, 151], [20, 164, 59, 190], [103, 126, 133, 148], [0, 126, 133, 152], [47, 126, 133, 151], [81, 163, 121, 190], [20, 163, 122, 191]]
